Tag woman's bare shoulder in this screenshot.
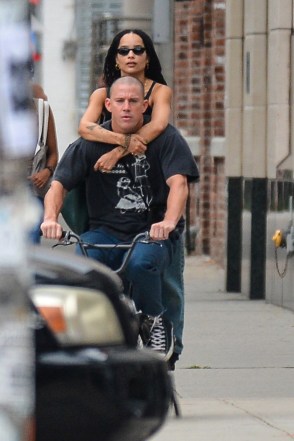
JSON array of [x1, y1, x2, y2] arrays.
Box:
[[155, 82, 172, 93], [151, 82, 172, 103], [89, 87, 107, 102]]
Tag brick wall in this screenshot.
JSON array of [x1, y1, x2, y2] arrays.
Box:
[[174, 0, 226, 265]]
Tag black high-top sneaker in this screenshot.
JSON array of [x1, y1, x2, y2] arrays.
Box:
[[138, 313, 174, 361]]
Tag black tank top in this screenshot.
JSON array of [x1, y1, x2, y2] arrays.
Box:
[[143, 80, 156, 116], [101, 81, 156, 122]]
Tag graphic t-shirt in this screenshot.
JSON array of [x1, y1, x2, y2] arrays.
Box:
[[54, 119, 199, 241]]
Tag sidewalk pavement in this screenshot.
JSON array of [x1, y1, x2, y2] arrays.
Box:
[[150, 255, 294, 441]]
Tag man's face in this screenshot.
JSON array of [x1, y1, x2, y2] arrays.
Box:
[[105, 83, 148, 133]]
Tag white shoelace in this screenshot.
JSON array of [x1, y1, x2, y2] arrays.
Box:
[[149, 317, 166, 352]]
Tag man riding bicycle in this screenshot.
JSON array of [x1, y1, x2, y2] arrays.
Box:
[[41, 76, 199, 363]]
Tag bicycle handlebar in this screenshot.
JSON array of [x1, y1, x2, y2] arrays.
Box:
[[53, 230, 154, 275]]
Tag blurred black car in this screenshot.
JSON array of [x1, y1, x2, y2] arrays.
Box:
[[29, 246, 172, 441]]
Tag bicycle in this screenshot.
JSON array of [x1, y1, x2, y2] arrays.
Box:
[[52, 229, 181, 417], [53, 231, 174, 357]]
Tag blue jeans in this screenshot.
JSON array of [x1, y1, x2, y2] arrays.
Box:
[[162, 235, 185, 355], [76, 228, 174, 317], [28, 196, 44, 244]]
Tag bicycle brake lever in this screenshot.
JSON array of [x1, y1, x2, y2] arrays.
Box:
[[52, 240, 72, 248], [52, 231, 74, 248], [140, 232, 162, 246], [140, 231, 150, 243]]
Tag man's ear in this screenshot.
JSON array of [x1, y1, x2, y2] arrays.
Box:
[[142, 99, 149, 113], [105, 97, 111, 112]]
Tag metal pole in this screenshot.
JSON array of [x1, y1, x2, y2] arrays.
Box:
[[0, 1, 37, 440]]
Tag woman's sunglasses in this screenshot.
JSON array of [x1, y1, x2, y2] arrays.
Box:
[[117, 46, 146, 56]]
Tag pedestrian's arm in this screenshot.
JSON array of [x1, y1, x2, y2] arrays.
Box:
[[31, 82, 48, 100], [45, 107, 58, 171], [31, 84, 57, 170], [29, 105, 58, 189], [41, 180, 67, 240], [149, 174, 188, 240]]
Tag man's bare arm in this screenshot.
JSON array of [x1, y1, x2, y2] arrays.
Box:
[[41, 180, 67, 240], [149, 174, 188, 240]]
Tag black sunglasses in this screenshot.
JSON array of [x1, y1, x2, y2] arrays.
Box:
[[117, 46, 146, 56]]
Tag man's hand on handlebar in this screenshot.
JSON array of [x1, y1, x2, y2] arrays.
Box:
[[149, 220, 176, 241], [41, 220, 64, 240]]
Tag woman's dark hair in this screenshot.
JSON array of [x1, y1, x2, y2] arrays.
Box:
[[102, 29, 167, 87]]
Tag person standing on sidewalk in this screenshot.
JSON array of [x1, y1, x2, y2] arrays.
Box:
[[28, 78, 58, 243]]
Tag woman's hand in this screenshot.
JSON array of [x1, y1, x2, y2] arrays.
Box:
[[94, 134, 148, 172], [127, 134, 148, 155], [94, 149, 122, 172]]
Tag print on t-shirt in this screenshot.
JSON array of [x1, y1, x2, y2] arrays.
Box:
[[115, 155, 152, 214]]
